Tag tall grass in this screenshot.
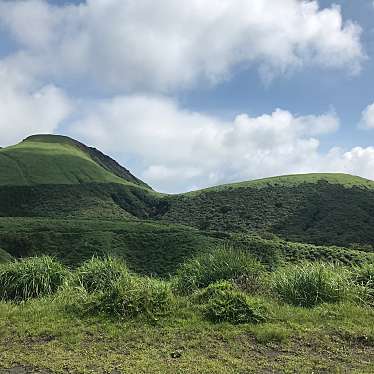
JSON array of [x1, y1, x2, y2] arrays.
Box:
[[62, 273, 174, 321], [0, 256, 68, 301], [270, 262, 352, 308], [200, 281, 267, 324], [352, 263, 374, 300], [71, 256, 129, 292], [173, 246, 265, 295]]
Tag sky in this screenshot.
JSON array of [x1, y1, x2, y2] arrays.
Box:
[[1, 0, 374, 193]]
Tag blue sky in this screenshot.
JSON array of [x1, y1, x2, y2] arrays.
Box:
[[0, 0, 374, 192]]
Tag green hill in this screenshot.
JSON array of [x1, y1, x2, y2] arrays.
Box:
[[0, 134, 374, 271], [0, 134, 150, 188], [160, 173, 374, 248]]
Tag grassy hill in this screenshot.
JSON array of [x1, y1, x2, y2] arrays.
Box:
[[0, 134, 374, 267], [161, 173, 374, 248], [0, 135, 150, 188]]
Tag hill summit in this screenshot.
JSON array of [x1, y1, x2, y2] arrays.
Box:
[[0, 134, 150, 189]]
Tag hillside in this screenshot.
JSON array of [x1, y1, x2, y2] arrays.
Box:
[[0, 135, 150, 188], [0, 135, 159, 219], [161, 173, 374, 248], [0, 134, 374, 267]]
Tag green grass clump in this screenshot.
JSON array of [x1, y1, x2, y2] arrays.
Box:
[[0, 256, 68, 301], [71, 257, 129, 292], [270, 262, 352, 308], [352, 264, 374, 299], [201, 282, 267, 324], [173, 246, 265, 295], [79, 275, 174, 320]]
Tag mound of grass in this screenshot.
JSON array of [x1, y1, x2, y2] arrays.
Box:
[[71, 257, 129, 292], [0, 256, 68, 301], [72, 274, 174, 320], [173, 246, 265, 295], [270, 262, 352, 308], [201, 282, 267, 324]]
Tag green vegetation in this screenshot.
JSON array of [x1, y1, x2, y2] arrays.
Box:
[[270, 262, 354, 307], [162, 175, 374, 248], [198, 281, 268, 324], [0, 135, 149, 188], [0, 217, 220, 276], [0, 255, 374, 373], [187, 172, 374, 194], [70, 257, 129, 292], [1, 135, 374, 372], [0, 247, 12, 263], [172, 246, 264, 295], [0, 217, 372, 278], [352, 263, 374, 299], [0, 256, 67, 301], [78, 276, 173, 320]]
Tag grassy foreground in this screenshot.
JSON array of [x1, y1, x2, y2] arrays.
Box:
[[0, 297, 373, 373], [0, 254, 373, 373]]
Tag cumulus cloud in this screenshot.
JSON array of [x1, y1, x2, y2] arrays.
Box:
[[67, 95, 347, 192], [0, 62, 72, 147], [360, 102, 374, 129], [0, 0, 364, 92]]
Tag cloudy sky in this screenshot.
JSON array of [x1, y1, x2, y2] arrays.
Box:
[[1, 0, 374, 192]]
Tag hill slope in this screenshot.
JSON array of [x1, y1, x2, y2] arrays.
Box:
[[160, 173, 374, 248], [0, 135, 150, 188], [0, 134, 374, 264]]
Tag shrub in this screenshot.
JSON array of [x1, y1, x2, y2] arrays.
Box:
[[173, 246, 265, 295], [70, 274, 174, 320], [270, 262, 351, 308], [0, 256, 68, 301], [202, 283, 267, 324], [71, 256, 129, 293]]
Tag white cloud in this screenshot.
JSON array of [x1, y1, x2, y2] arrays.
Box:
[[360, 102, 374, 129], [67, 95, 349, 192], [0, 0, 364, 92], [0, 62, 72, 147]]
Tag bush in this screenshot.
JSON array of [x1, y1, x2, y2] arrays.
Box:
[[201, 282, 267, 324], [0, 256, 68, 301], [173, 246, 265, 295], [68, 274, 174, 320], [71, 256, 129, 293], [270, 262, 352, 308]]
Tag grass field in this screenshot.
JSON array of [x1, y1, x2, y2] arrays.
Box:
[[0, 253, 373, 374]]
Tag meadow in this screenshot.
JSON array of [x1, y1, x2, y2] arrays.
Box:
[[0, 251, 373, 373]]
